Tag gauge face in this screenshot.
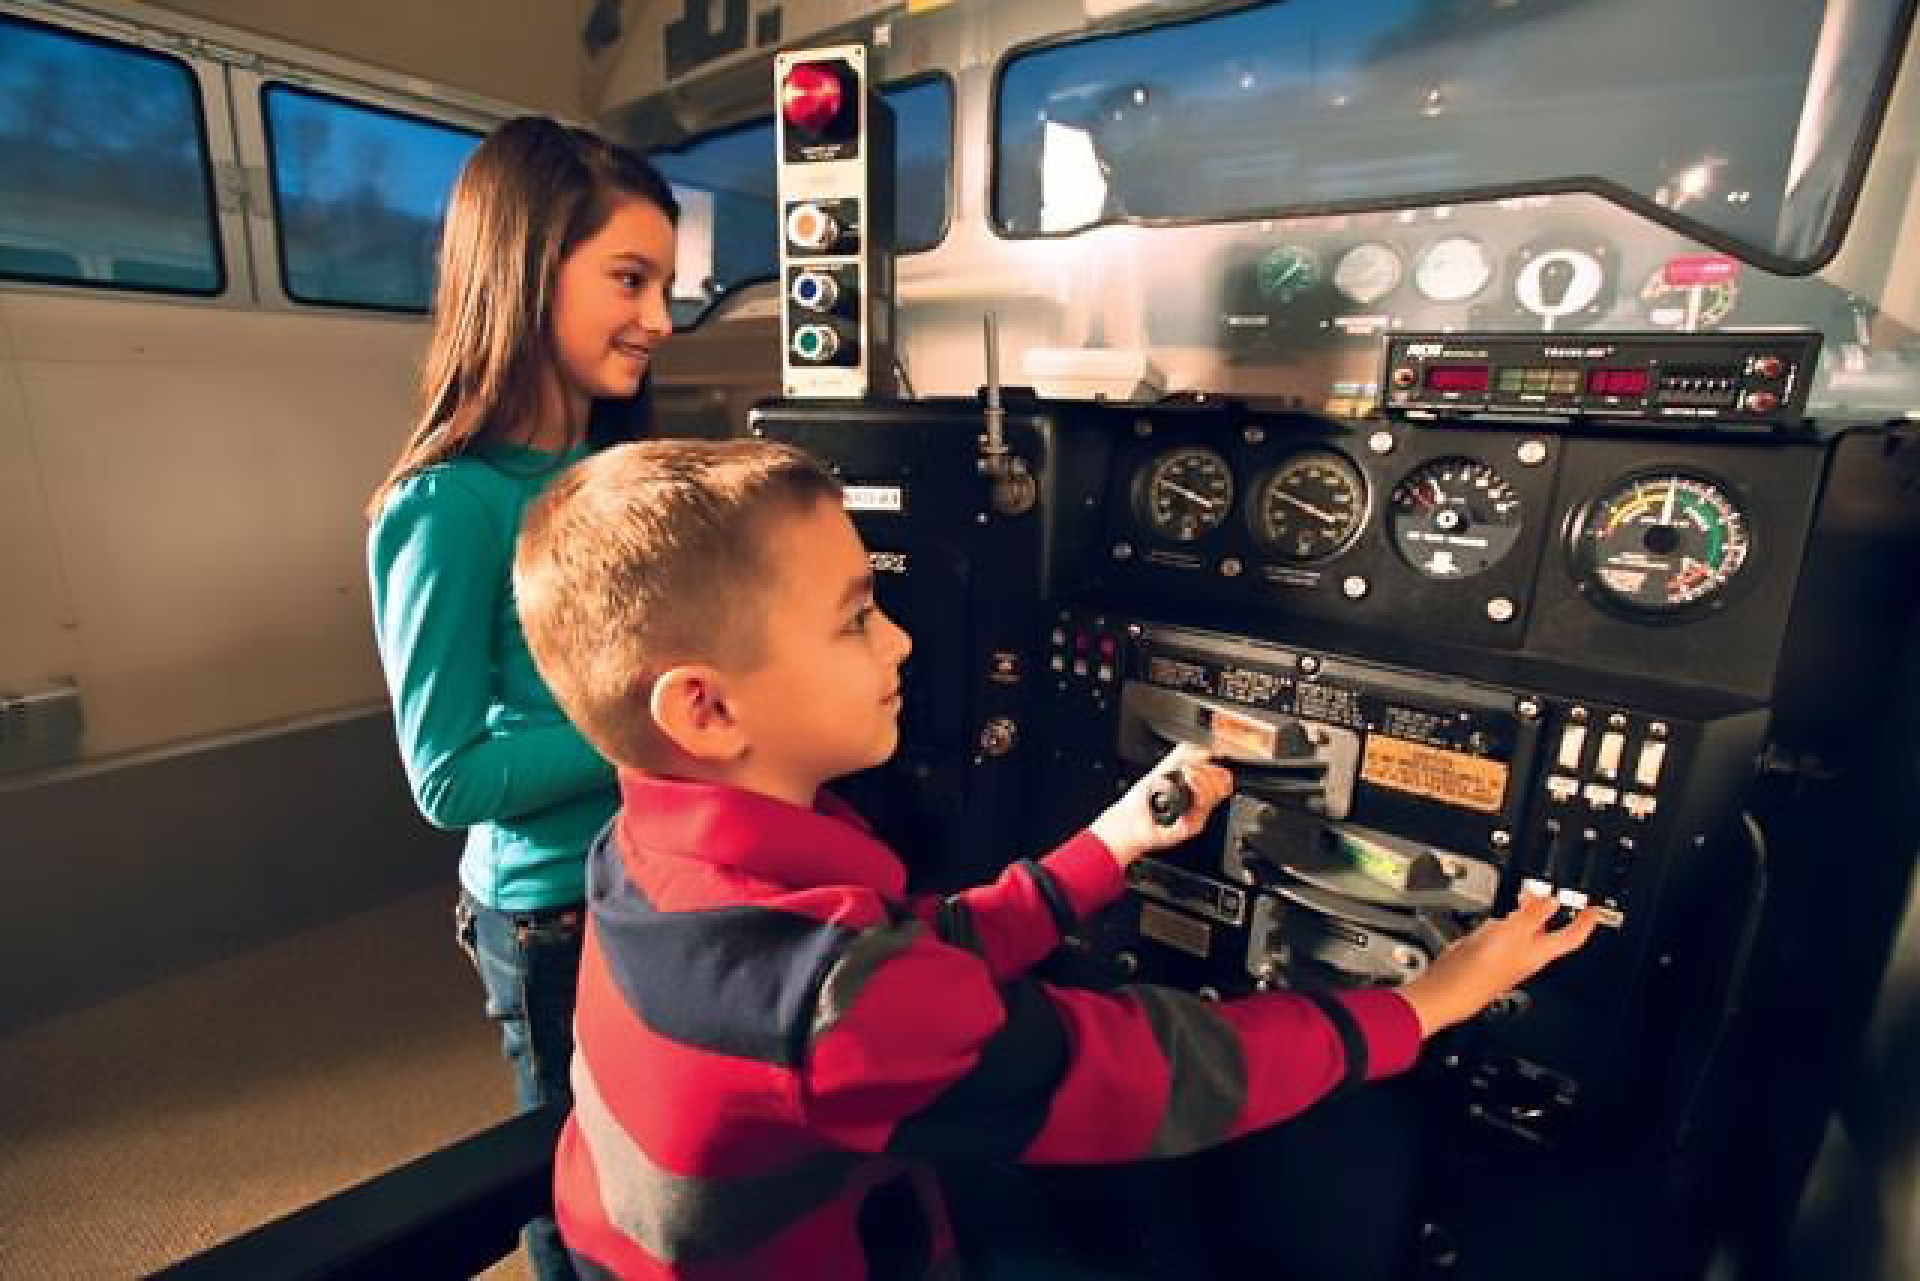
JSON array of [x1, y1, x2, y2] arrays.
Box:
[[1413, 236, 1493, 303], [1512, 246, 1608, 322], [1256, 244, 1322, 305], [1390, 458, 1524, 578], [1250, 451, 1367, 563], [1133, 447, 1234, 543], [1332, 242, 1403, 306], [1574, 473, 1752, 614]]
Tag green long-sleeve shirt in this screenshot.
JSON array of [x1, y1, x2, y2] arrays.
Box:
[[368, 443, 616, 910]]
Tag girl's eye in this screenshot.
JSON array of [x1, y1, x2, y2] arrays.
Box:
[[846, 604, 875, 633]]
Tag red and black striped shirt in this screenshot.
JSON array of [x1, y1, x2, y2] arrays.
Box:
[[555, 772, 1422, 1280]]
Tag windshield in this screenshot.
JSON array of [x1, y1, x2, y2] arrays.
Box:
[[994, 0, 1909, 270]]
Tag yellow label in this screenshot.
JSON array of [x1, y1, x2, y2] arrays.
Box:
[[1360, 736, 1508, 813], [1207, 706, 1278, 759], [1138, 903, 1212, 959]]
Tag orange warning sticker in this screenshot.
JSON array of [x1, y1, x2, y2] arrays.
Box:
[[1207, 706, 1278, 759], [1360, 736, 1508, 813]]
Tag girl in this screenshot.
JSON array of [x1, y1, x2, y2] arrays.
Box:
[[366, 116, 678, 1281]]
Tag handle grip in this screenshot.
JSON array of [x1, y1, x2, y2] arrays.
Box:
[[1147, 773, 1195, 827]]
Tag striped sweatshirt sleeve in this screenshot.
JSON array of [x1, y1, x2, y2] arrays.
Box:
[[904, 832, 1125, 981], [796, 919, 1422, 1164]]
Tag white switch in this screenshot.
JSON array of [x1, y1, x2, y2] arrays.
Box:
[[1557, 724, 1588, 772], [1596, 731, 1626, 779], [1634, 740, 1667, 789]]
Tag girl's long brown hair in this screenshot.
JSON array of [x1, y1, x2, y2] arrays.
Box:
[[367, 117, 680, 519]]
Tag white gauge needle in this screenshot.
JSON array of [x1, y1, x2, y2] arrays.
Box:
[[1160, 480, 1218, 510], [1661, 480, 1677, 525], [1276, 490, 1338, 524]]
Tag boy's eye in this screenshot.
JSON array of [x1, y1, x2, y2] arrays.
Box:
[[845, 604, 876, 633], [615, 272, 643, 290]]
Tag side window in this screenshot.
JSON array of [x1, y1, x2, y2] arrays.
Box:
[[261, 84, 481, 311], [0, 15, 222, 294], [655, 76, 953, 329]]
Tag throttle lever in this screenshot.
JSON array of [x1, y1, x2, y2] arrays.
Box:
[[1147, 773, 1195, 827]]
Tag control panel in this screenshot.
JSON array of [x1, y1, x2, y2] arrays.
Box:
[[774, 44, 895, 398], [1382, 331, 1821, 426]]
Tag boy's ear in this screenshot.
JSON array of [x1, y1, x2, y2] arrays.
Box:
[[648, 665, 749, 762]]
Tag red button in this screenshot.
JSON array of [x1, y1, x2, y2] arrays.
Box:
[[782, 63, 845, 134]]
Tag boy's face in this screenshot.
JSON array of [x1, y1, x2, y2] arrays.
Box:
[[725, 496, 913, 805]]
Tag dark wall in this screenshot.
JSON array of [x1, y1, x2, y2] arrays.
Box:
[[0, 711, 459, 1035]]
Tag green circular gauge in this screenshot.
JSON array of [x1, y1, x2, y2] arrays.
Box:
[[1256, 245, 1322, 305]]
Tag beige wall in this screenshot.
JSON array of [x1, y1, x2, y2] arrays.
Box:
[[148, 0, 596, 117]]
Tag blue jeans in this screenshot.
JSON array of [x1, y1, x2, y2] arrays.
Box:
[[457, 892, 584, 1281]]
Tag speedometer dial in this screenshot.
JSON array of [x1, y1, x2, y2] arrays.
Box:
[[1572, 472, 1752, 614], [1250, 451, 1367, 563], [1390, 458, 1523, 578], [1133, 446, 1234, 543]]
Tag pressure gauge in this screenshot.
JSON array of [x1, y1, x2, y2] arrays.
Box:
[[1414, 236, 1493, 303], [1133, 447, 1234, 543], [1333, 242, 1404, 306], [1250, 451, 1367, 563]]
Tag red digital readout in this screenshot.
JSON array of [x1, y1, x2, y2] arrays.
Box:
[[1587, 368, 1651, 397], [1425, 365, 1490, 393]]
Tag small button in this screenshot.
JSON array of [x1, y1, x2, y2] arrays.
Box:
[[1624, 793, 1658, 821], [1097, 664, 1114, 683], [1583, 784, 1618, 810], [1547, 775, 1579, 802]]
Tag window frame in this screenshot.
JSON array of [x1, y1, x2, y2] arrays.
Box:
[[986, 0, 1918, 275], [250, 78, 488, 315], [0, 8, 233, 299]]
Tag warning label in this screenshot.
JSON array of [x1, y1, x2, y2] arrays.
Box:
[[1360, 736, 1507, 813]]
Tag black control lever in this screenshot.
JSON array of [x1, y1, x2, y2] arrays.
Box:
[[1147, 773, 1194, 827]]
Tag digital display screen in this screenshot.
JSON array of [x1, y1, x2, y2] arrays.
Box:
[[1425, 366, 1490, 393], [1497, 367, 1580, 395], [1587, 368, 1652, 397]]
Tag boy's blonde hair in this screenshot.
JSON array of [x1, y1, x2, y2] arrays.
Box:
[[515, 439, 842, 769]]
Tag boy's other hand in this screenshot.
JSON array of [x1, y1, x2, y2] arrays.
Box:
[[1399, 889, 1601, 1037], [1089, 743, 1235, 869]]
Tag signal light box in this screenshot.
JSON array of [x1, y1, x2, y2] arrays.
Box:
[[774, 44, 896, 399]]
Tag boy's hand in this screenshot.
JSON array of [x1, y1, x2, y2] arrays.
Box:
[[1089, 743, 1235, 869], [1399, 889, 1601, 1037]]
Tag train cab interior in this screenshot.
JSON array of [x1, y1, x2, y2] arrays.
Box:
[[3, 0, 1919, 1277]]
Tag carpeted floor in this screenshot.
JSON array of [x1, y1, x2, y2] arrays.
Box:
[[0, 886, 534, 1279]]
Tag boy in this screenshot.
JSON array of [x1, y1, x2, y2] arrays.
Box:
[[514, 439, 1598, 1281]]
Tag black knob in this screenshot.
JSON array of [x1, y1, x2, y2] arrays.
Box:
[[1147, 773, 1194, 827]]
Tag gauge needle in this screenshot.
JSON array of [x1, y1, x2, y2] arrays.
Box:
[[1661, 480, 1677, 525], [1276, 490, 1338, 524], [1160, 480, 1218, 510]]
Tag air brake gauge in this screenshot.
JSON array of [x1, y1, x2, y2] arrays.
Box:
[[1390, 458, 1523, 579], [1134, 447, 1234, 543], [1250, 451, 1367, 563], [1413, 236, 1492, 303], [1572, 472, 1752, 615]]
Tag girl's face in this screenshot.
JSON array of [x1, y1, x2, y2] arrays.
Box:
[[548, 194, 677, 413]]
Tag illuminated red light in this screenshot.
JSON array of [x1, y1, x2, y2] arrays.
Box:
[[781, 62, 845, 134], [1587, 368, 1650, 397], [1425, 365, 1489, 393]]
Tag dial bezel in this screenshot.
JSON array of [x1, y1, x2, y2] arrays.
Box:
[[1247, 449, 1370, 564], [1131, 445, 1236, 544], [1566, 468, 1757, 619]]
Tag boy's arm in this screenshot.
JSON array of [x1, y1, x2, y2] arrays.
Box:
[[369, 474, 613, 830], [796, 919, 1421, 1164], [903, 743, 1234, 981], [903, 831, 1125, 982]]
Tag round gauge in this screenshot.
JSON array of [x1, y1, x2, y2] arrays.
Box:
[[1413, 236, 1493, 304], [1332, 242, 1403, 307], [1390, 458, 1524, 578], [1250, 450, 1368, 563], [1512, 246, 1609, 323], [1133, 447, 1235, 543], [1256, 244, 1322, 305], [1572, 472, 1752, 614]]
